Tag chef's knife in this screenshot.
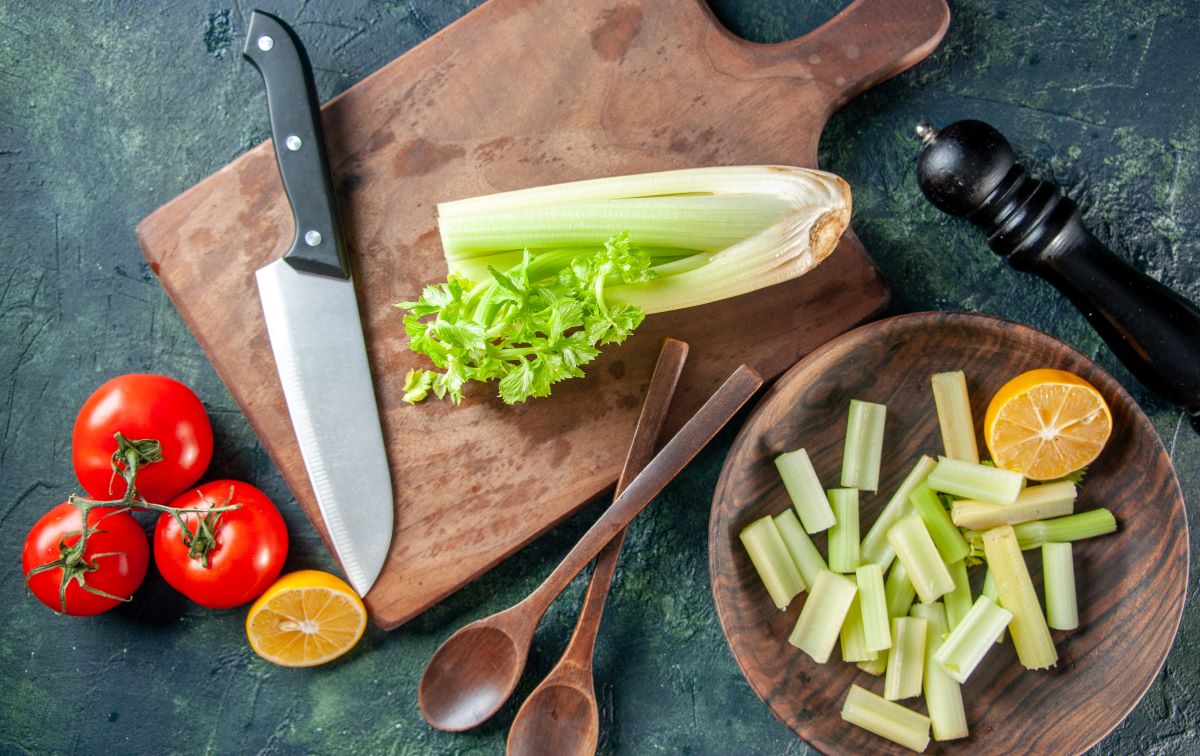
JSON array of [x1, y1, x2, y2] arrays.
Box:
[[242, 10, 393, 596]]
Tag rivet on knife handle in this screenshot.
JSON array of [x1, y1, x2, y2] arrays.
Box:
[[242, 9, 349, 279], [915, 119, 1200, 431]]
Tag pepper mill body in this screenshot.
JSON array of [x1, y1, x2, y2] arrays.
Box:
[[915, 119, 1200, 431]]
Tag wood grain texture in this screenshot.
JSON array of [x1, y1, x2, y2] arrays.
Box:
[[135, 0, 949, 628], [709, 312, 1189, 755]]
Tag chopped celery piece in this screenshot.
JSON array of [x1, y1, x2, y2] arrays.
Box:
[[856, 564, 891, 652], [982, 526, 1058, 670], [927, 456, 1024, 504], [965, 509, 1116, 551], [858, 651, 888, 676], [841, 684, 931, 753], [884, 617, 927, 701], [933, 595, 1013, 684], [981, 568, 1006, 643], [739, 516, 805, 609], [887, 515, 955, 604], [773, 509, 827, 589], [840, 594, 877, 663], [827, 488, 860, 572], [775, 449, 836, 533], [951, 481, 1077, 530], [841, 400, 887, 492], [931, 371, 979, 464], [910, 602, 968, 742], [1043, 542, 1079, 630], [885, 559, 917, 619], [861, 456, 938, 570], [909, 484, 970, 565], [789, 570, 857, 663], [943, 560, 973, 631]]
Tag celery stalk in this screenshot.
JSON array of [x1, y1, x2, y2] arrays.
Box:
[[827, 488, 860, 573], [982, 526, 1058, 670], [775, 449, 836, 533], [840, 594, 877, 663], [931, 371, 979, 464], [739, 516, 805, 609], [861, 456, 938, 570], [951, 481, 1077, 530], [856, 564, 891, 652], [927, 456, 1024, 504], [965, 509, 1116, 551], [981, 568, 1006, 643], [857, 652, 888, 677], [932, 595, 1013, 684], [841, 684, 931, 753], [773, 509, 827, 589], [910, 602, 968, 741], [884, 617, 927, 701], [841, 400, 887, 492], [943, 560, 973, 631], [1042, 542, 1079, 630], [887, 515, 955, 604], [909, 484, 970, 565], [789, 570, 857, 663], [885, 560, 917, 619]]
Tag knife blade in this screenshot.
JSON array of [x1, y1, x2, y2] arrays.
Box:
[[242, 10, 393, 597]]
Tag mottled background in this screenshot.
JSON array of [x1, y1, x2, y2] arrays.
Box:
[[0, 1, 1196, 753]]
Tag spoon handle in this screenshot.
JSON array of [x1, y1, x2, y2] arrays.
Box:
[[528, 364, 762, 615]]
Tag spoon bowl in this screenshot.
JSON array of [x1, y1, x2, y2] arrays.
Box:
[[507, 682, 598, 756], [419, 619, 530, 732]]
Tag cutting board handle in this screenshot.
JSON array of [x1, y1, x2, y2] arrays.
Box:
[[707, 0, 950, 121]]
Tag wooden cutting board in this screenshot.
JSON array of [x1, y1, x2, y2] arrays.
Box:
[[136, 0, 949, 629]]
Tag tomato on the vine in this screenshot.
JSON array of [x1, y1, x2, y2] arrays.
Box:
[[154, 481, 289, 609], [72, 374, 213, 505], [22, 502, 151, 616]]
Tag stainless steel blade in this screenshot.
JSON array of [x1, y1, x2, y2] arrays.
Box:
[[256, 259, 393, 596]]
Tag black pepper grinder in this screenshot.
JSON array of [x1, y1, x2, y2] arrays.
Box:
[[915, 119, 1200, 432]]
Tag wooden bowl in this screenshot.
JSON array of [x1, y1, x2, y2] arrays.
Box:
[[709, 311, 1188, 754]]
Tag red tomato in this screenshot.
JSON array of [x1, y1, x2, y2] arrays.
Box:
[[22, 502, 150, 616], [72, 374, 213, 505], [154, 481, 289, 609]]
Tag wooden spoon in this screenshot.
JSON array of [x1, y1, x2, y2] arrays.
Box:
[[506, 340, 688, 755], [418, 358, 761, 732]]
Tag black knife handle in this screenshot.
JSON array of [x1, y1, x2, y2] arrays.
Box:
[[242, 10, 348, 279], [915, 119, 1200, 431]]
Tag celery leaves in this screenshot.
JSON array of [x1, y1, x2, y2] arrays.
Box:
[[398, 233, 652, 404]]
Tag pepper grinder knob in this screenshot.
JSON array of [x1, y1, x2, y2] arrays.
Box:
[[915, 119, 1200, 433]]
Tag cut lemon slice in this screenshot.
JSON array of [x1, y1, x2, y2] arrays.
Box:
[[984, 368, 1112, 481], [245, 570, 367, 667]]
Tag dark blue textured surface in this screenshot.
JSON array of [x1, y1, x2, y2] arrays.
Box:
[[0, 2, 1195, 752]]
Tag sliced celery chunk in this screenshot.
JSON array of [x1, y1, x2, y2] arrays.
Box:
[[856, 564, 891, 652], [885, 560, 917, 619], [983, 525, 1058, 670], [943, 560, 973, 631], [840, 683, 931, 753], [1043, 542, 1079, 631], [861, 455, 937, 570], [773, 509, 827, 589], [775, 448, 836, 533], [931, 371, 979, 464], [927, 456, 1023, 504], [884, 617, 927, 701], [827, 488, 860, 573], [739, 516, 804, 610], [841, 400, 887, 492], [910, 602, 968, 741], [933, 595, 1013, 684], [909, 484, 970, 565], [965, 509, 1116, 551], [789, 570, 857, 664], [840, 593, 877, 663], [951, 481, 1077, 530], [886, 515, 955, 604]]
